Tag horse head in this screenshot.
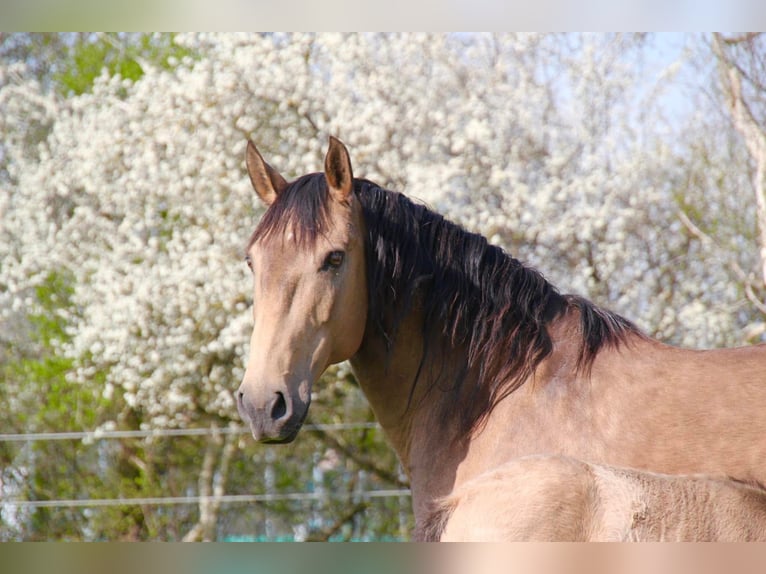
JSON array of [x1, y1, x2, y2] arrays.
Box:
[[237, 137, 368, 443]]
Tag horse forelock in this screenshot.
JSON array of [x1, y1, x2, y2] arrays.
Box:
[[247, 173, 331, 251]]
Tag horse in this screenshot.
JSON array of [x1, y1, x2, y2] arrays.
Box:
[[426, 454, 766, 541], [236, 135, 766, 540]]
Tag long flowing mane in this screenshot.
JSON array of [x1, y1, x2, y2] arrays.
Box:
[[249, 173, 642, 436]]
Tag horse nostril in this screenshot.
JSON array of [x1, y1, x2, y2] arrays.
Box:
[[271, 392, 287, 421]]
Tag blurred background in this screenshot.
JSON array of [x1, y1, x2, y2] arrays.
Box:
[[1, 33, 765, 541]]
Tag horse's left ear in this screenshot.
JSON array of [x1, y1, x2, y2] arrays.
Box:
[[324, 136, 354, 202]]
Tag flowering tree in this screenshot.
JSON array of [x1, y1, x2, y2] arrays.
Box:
[[2, 33, 763, 540]]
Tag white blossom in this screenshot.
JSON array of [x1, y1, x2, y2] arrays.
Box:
[[1, 33, 760, 430]]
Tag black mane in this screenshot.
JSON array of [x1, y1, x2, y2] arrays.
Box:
[[250, 173, 641, 436]]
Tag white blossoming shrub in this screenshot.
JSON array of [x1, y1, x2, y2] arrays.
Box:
[[1, 33, 760, 431]]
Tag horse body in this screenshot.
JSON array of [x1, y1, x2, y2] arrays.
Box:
[[351, 301, 766, 536], [433, 454, 766, 542], [237, 136, 766, 541]]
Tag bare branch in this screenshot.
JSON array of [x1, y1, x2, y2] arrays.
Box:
[[308, 424, 408, 488], [719, 33, 762, 46], [712, 33, 766, 291], [304, 501, 369, 542], [678, 210, 766, 315]]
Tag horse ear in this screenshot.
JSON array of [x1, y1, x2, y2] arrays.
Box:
[[324, 136, 354, 202], [246, 140, 287, 206]]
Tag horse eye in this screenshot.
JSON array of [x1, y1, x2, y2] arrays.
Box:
[[245, 256, 253, 271], [322, 250, 345, 270]]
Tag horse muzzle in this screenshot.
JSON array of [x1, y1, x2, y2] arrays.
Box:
[[236, 384, 310, 444]]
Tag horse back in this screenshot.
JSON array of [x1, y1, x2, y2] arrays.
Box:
[[577, 339, 766, 477]]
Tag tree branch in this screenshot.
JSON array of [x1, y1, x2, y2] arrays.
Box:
[[308, 425, 408, 488], [304, 501, 369, 542], [678, 209, 766, 316], [712, 33, 766, 291]]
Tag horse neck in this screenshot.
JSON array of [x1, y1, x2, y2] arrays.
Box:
[[349, 300, 473, 522], [347, 301, 603, 529]]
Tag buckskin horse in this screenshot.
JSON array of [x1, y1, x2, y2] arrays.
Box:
[[236, 136, 766, 540]]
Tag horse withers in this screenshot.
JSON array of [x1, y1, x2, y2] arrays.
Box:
[[238, 136, 766, 539]]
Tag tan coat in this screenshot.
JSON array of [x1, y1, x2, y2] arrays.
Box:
[[433, 454, 766, 542]]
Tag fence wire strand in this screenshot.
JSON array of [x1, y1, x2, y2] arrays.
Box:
[[2, 489, 412, 509], [0, 422, 380, 443]]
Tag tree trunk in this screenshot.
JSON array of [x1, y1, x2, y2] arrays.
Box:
[[182, 423, 237, 542]]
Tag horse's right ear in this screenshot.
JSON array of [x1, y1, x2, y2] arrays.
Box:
[[245, 140, 287, 206]]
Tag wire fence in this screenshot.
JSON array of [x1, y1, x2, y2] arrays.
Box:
[[0, 422, 380, 443], [0, 422, 413, 540], [2, 489, 412, 509]]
